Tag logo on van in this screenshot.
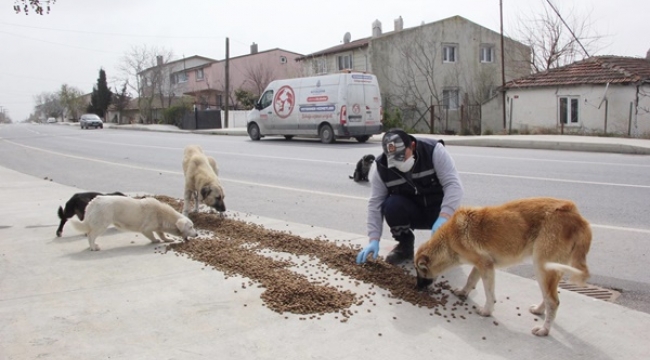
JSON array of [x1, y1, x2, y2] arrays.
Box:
[[274, 85, 295, 119]]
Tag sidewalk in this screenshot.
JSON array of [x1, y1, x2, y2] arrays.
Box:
[[1, 166, 649, 359], [102, 122, 650, 155]]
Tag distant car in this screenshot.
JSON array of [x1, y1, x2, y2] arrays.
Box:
[[46, 117, 56, 123], [79, 114, 103, 129]]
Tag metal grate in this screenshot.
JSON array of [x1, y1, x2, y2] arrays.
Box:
[[559, 281, 620, 302]]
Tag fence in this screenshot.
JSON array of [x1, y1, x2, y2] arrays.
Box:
[[409, 104, 482, 135], [180, 109, 222, 130]]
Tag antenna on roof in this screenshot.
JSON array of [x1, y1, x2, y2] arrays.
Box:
[[343, 32, 351, 44], [598, 82, 609, 109]]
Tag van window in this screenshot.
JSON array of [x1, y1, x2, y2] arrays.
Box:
[[259, 90, 273, 109]]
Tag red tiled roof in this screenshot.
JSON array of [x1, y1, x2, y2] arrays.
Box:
[[506, 56, 650, 88], [297, 37, 370, 60]]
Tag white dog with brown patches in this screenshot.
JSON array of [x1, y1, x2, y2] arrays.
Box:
[[182, 145, 226, 216], [71, 196, 198, 251], [414, 197, 592, 336]]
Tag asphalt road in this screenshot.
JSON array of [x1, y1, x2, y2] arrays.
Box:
[[2, 122, 649, 313]]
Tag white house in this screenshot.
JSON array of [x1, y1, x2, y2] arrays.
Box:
[[482, 55, 650, 136]]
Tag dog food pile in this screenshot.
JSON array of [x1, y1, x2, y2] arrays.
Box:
[[156, 196, 448, 317]]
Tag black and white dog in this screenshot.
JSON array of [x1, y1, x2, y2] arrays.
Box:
[[56, 191, 126, 237], [349, 154, 376, 182]]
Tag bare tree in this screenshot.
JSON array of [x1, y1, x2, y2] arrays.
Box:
[[13, 0, 55, 15], [375, 28, 441, 129], [512, 0, 604, 72], [117, 45, 174, 123], [33, 91, 64, 120], [58, 84, 85, 121], [242, 62, 276, 97]]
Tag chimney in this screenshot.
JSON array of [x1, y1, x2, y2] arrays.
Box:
[[251, 42, 258, 54], [156, 55, 163, 66], [394, 16, 403, 31], [372, 19, 382, 37]]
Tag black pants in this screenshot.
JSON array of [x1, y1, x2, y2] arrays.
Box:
[[382, 194, 440, 244]]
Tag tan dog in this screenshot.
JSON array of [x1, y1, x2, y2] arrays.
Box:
[[182, 145, 226, 216], [414, 197, 591, 336], [71, 196, 198, 251]]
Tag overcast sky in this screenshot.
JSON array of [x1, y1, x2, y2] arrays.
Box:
[[1, 0, 648, 121]]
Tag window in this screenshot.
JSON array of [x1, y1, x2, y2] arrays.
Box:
[[480, 45, 494, 63], [177, 72, 188, 83], [259, 90, 274, 109], [196, 68, 204, 81], [559, 97, 580, 125], [443, 89, 460, 110], [443, 44, 457, 63], [337, 54, 353, 70], [314, 58, 327, 74]]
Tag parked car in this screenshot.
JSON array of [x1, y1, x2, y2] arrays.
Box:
[[79, 114, 103, 129], [46, 117, 56, 123]]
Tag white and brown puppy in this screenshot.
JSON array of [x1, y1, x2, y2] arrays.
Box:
[[414, 197, 592, 337], [182, 145, 226, 216], [71, 196, 198, 251]]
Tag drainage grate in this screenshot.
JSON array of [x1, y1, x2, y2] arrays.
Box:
[[559, 281, 620, 302]]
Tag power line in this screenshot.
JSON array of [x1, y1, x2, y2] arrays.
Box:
[[544, 0, 590, 57], [0, 30, 122, 55]]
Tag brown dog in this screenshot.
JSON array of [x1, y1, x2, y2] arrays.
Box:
[[182, 145, 226, 216], [414, 197, 591, 336]]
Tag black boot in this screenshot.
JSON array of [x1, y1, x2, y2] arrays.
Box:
[[385, 239, 414, 265]]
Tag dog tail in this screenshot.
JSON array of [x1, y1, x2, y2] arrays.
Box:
[[544, 262, 588, 286], [70, 219, 91, 235], [57, 206, 65, 220]]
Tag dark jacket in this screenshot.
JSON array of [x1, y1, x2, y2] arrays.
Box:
[[375, 137, 444, 209]]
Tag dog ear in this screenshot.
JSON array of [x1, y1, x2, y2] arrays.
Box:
[[200, 186, 211, 200]]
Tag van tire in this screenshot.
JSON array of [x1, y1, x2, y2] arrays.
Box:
[[355, 135, 370, 143], [319, 124, 335, 144], [284, 135, 294, 140], [248, 123, 261, 141]]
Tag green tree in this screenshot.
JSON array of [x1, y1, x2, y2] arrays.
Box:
[[87, 68, 113, 118], [235, 89, 258, 110], [111, 82, 131, 124]]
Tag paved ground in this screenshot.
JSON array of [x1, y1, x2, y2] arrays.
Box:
[[1, 163, 650, 359], [3, 122, 649, 358]]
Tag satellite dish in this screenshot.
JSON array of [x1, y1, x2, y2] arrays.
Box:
[[343, 32, 351, 44]]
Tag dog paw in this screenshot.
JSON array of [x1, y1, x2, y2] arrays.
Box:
[[452, 288, 469, 298], [529, 304, 545, 315], [477, 307, 493, 317], [90, 245, 100, 251], [531, 326, 550, 336]]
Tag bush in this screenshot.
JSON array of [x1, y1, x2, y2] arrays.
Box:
[[382, 107, 405, 131], [162, 104, 191, 126]]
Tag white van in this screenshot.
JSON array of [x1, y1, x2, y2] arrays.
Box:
[[246, 71, 383, 143]]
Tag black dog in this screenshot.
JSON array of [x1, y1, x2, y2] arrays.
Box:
[[349, 154, 376, 182], [56, 191, 126, 237]]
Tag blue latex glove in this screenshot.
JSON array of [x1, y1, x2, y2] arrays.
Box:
[[431, 216, 448, 235], [356, 240, 380, 264]]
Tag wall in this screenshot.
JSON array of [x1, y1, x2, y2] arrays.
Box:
[[497, 84, 650, 135], [191, 49, 303, 106], [369, 16, 531, 132]]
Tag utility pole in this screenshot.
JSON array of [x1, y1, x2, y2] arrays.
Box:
[[224, 37, 230, 129], [500, 0, 507, 131]]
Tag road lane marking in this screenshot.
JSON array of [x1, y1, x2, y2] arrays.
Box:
[[3, 138, 650, 235], [461, 171, 650, 189]]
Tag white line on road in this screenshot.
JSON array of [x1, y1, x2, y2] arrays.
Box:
[[3, 138, 650, 234]]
